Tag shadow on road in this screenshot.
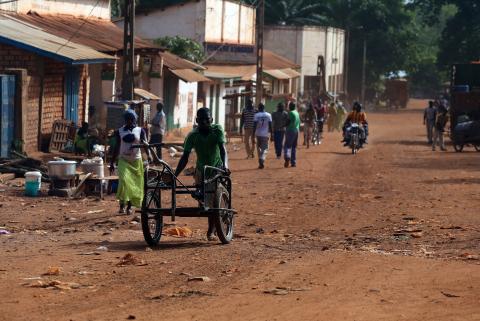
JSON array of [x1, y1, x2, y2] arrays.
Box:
[[422, 178, 480, 185], [396, 155, 480, 171], [73, 240, 214, 252], [377, 139, 428, 146]]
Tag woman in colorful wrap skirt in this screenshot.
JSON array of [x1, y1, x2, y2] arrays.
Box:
[[110, 109, 150, 215]]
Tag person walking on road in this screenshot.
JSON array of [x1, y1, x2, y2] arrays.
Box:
[[240, 99, 257, 159], [432, 105, 449, 151], [110, 109, 150, 215], [424, 101, 437, 144], [303, 103, 317, 148], [335, 102, 347, 132], [253, 103, 273, 169], [271, 102, 289, 159], [327, 102, 338, 132], [150, 102, 166, 159], [284, 102, 300, 168]]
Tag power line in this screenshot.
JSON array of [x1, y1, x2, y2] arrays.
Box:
[[55, 0, 102, 53], [0, 0, 18, 5]]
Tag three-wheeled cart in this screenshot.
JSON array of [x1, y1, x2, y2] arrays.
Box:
[[133, 143, 236, 246]]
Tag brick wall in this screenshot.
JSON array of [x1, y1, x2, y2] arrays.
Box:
[[0, 43, 88, 153], [78, 65, 87, 125], [41, 60, 65, 135], [0, 43, 40, 153]]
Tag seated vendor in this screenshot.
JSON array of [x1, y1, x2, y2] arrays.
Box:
[[74, 122, 90, 155]]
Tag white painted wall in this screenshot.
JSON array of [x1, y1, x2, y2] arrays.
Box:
[[174, 80, 198, 128], [129, 0, 255, 46], [133, 1, 205, 43], [264, 25, 345, 95], [204, 0, 255, 44], [202, 81, 226, 128], [0, 0, 110, 19]]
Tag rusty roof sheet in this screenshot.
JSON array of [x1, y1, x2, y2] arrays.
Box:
[[0, 14, 115, 64], [160, 51, 205, 70], [170, 69, 212, 83], [204, 65, 255, 79], [205, 64, 299, 81], [8, 13, 157, 53], [263, 50, 300, 70], [134, 88, 161, 100]]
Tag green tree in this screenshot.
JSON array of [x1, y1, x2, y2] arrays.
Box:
[[154, 36, 205, 63], [262, 0, 328, 26], [414, 1, 480, 65]]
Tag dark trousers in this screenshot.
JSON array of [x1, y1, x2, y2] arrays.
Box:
[[284, 129, 298, 165], [150, 134, 163, 159], [273, 130, 285, 157]]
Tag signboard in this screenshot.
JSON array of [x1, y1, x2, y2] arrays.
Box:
[[205, 43, 256, 64]]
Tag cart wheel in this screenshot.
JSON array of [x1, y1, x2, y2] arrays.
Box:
[[214, 185, 234, 244], [141, 191, 163, 246], [453, 144, 464, 152], [474, 144, 480, 152]]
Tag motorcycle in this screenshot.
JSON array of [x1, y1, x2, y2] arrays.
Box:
[[345, 123, 363, 154], [312, 118, 324, 145], [451, 117, 480, 152]]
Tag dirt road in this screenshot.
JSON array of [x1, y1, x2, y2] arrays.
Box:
[[1, 100, 479, 321]]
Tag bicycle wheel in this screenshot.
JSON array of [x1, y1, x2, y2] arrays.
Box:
[[141, 191, 163, 246], [214, 185, 234, 244]]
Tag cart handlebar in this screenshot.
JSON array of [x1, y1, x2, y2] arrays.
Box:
[[131, 143, 164, 149]]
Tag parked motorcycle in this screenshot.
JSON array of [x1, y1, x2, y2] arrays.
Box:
[[451, 117, 480, 152]]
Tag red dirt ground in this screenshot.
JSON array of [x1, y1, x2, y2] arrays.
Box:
[[1, 99, 479, 321]]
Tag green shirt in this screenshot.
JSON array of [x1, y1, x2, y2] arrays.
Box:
[[184, 124, 226, 170], [287, 110, 300, 130]]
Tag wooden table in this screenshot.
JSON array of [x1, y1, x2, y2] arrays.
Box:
[[83, 175, 119, 199]]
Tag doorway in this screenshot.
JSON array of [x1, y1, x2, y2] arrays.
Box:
[[65, 65, 80, 124], [0, 74, 15, 158]]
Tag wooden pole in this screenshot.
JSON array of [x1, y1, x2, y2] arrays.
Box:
[[122, 0, 135, 101], [255, 0, 264, 106], [361, 36, 367, 106]]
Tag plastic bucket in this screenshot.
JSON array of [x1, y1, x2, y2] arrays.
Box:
[[25, 171, 42, 197]]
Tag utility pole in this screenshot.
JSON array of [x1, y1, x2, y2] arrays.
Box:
[[122, 0, 135, 101], [361, 36, 367, 106], [255, 0, 264, 106], [343, 28, 350, 100]]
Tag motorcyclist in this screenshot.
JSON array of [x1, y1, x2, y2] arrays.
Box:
[[342, 102, 369, 147]]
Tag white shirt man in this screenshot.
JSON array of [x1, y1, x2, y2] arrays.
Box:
[[253, 104, 273, 169]]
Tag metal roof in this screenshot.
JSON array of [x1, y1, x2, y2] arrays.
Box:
[[204, 65, 299, 81], [264, 69, 291, 80], [170, 69, 211, 83], [160, 51, 205, 70], [263, 50, 301, 70], [134, 88, 161, 100], [9, 13, 158, 53], [0, 14, 115, 64], [204, 65, 255, 80]]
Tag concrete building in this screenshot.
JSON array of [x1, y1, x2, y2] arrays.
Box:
[[132, 0, 256, 64], [120, 0, 300, 130], [264, 25, 345, 98]]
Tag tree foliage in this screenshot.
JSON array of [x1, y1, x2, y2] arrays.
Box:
[[112, 0, 474, 97], [415, 1, 480, 64], [154, 36, 205, 63]]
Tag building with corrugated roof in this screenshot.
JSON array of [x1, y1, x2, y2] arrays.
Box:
[[0, 0, 211, 154], [116, 0, 301, 133]]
